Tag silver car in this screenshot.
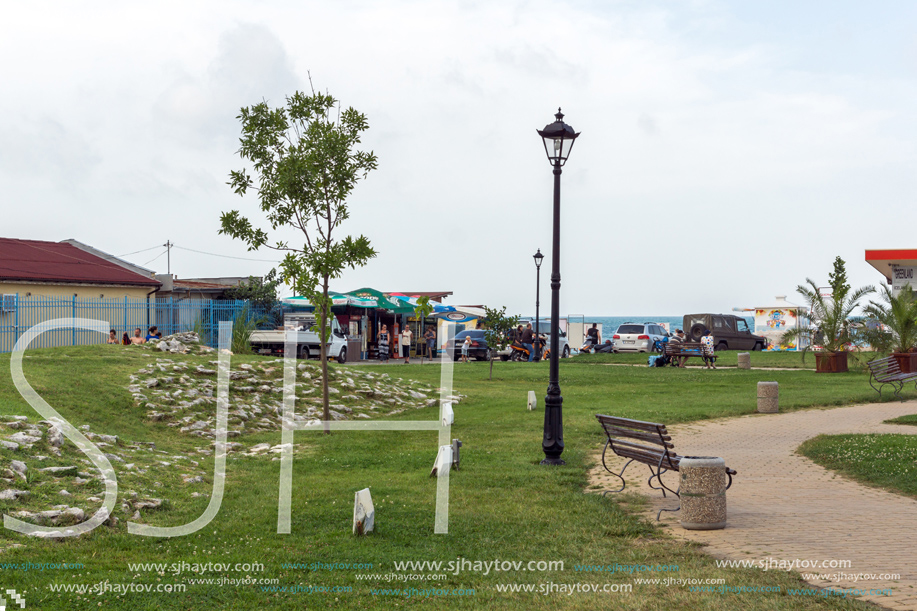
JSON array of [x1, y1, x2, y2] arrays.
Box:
[[612, 323, 668, 353]]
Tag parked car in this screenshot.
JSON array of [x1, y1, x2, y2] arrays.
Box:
[[444, 329, 492, 361], [683, 313, 767, 351], [612, 323, 668, 353]]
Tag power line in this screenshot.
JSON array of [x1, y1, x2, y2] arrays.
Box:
[[172, 245, 280, 263], [117, 244, 163, 257], [142, 249, 168, 267]]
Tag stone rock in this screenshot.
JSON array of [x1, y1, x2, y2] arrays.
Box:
[[8, 432, 41, 446], [0, 489, 29, 501], [104, 453, 124, 463], [1, 415, 28, 422], [59, 490, 71, 496], [196, 367, 216, 375], [10, 460, 26, 475], [144, 378, 159, 388], [409, 390, 426, 400], [133, 498, 163, 510], [353, 488, 375, 535], [239, 364, 253, 371], [189, 421, 209, 431], [229, 371, 251, 380], [182, 475, 204, 484], [48, 426, 64, 448], [1, 440, 19, 451]]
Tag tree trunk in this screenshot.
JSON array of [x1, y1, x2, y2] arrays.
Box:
[[320, 279, 331, 434], [489, 356, 494, 380]]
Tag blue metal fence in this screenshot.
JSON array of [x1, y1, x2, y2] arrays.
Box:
[[0, 296, 278, 353]]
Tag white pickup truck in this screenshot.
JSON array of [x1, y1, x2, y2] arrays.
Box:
[[249, 313, 350, 363]]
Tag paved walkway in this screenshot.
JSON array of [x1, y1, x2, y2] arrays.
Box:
[[588, 401, 917, 610]]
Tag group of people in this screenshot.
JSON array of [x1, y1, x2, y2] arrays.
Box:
[[653, 328, 717, 368], [107, 326, 162, 346], [376, 325, 437, 363]]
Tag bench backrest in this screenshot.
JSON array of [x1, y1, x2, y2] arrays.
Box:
[[595, 414, 678, 470], [868, 357, 902, 381]]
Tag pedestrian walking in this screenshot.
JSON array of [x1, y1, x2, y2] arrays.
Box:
[[401, 325, 413, 364]]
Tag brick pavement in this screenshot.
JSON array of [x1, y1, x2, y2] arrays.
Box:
[[588, 401, 917, 610]]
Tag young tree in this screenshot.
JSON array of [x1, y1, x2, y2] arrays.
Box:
[[780, 256, 873, 359], [220, 87, 378, 430], [482, 306, 520, 380], [413, 296, 434, 364]]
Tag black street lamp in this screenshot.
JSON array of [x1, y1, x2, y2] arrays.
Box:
[[533, 249, 543, 361], [536, 108, 579, 466]]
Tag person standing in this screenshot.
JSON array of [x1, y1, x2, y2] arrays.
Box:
[[586, 323, 600, 349], [378, 325, 390, 362], [401, 325, 413, 364], [461, 334, 472, 363], [424, 326, 436, 360], [700, 329, 716, 369], [521, 323, 535, 362]]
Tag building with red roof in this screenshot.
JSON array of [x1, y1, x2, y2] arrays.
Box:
[[0, 237, 161, 300]]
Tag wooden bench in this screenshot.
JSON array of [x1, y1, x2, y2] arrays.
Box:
[[867, 356, 917, 399], [662, 341, 715, 367], [595, 414, 736, 519]]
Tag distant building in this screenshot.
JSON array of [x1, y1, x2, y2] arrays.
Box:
[[0, 237, 161, 300]]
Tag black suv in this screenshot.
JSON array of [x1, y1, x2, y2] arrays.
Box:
[[683, 314, 767, 351]]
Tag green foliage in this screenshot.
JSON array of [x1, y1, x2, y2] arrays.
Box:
[[224, 269, 282, 309], [482, 306, 520, 380], [828, 255, 851, 300], [230, 304, 262, 355], [781, 260, 874, 357], [220, 85, 377, 425], [860, 283, 917, 353]]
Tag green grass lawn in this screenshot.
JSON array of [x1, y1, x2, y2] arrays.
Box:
[[884, 413, 917, 426], [798, 433, 917, 499], [0, 345, 895, 610]]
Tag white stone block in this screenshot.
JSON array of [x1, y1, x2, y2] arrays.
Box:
[[353, 488, 374, 535], [527, 391, 536, 411], [430, 445, 453, 477], [441, 403, 454, 427]]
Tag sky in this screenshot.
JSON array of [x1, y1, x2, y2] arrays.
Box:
[[2, 1, 916, 316]]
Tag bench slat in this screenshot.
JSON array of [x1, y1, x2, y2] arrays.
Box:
[[596, 414, 667, 434], [600, 424, 674, 448]]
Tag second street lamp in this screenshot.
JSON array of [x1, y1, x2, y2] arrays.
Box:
[[536, 108, 580, 466], [533, 249, 543, 361]]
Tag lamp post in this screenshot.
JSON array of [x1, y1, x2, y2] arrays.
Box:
[[533, 249, 544, 361], [536, 108, 580, 466]]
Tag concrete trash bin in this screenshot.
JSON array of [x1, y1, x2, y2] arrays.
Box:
[[680, 456, 727, 530], [737, 352, 751, 369], [757, 381, 779, 413]]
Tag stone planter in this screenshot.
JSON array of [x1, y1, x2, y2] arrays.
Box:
[[892, 352, 917, 374], [815, 351, 848, 373]]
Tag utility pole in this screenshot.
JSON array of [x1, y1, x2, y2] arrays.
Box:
[[164, 240, 172, 275]]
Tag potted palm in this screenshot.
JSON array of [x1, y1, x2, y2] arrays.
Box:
[[780, 257, 874, 373], [860, 283, 917, 373]]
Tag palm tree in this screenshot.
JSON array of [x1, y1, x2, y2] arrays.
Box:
[[860, 284, 917, 354], [780, 278, 874, 360]]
